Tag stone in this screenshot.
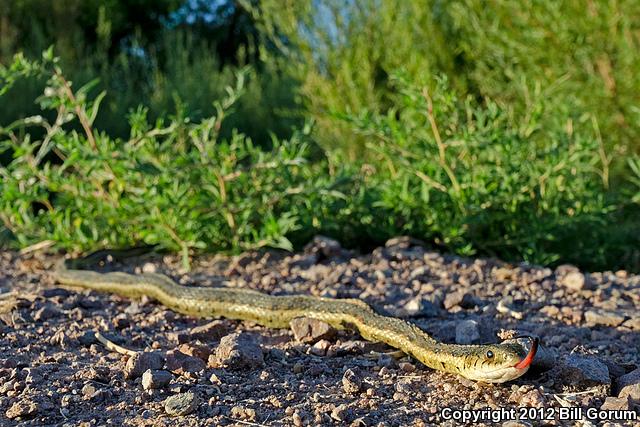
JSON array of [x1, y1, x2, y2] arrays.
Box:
[[455, 320, 481, 345], [559, 354, 610, 388], [164, 392, 198, 416], [5, 399, 37, 419], [384, 236, 424, 249], [165, 350, 206, 375], [124, 351, 165, 380], [177, 343, 212, 361], [403, 297, 440, 317], [33, 304, 62, 321], [342, 368, 363, 394], [142, 369, 173, 390], [310, 339, 331, 356], [616, 368, 640, 401], [622, 317, 640, 331], [77, 330, 97, 346], [555, 265, 592, 291], [304, 235, 342, 258], [331, 404, 350, 422], [209, 332, 264, 370], [290, 318, 337, 344], [584, 309, 625, 327], [189, 320, 231, 342], [600, 396, 632, 411], [443, 291, 475, 310], [81, 383, 98, 399]]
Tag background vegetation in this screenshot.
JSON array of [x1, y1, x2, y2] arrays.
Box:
[[1, 0, 640, 271]]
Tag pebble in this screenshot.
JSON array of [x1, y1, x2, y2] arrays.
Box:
[[305, 235, 342, 258], [600, 396, 632, 411], [81, 383, 97, 399], [584, 309, 625, 327], [177, 343, 212, 361], [455, 320, 481, 344], [555, 265, 593, 291], [230, 405, 257, 421], [330, 403, 350, 422], [615, 368, 640, 400], [142, 369, 173, 390], [443, 291, 475, 310], [622, 317, 640, 330], [33, 304, 62, 321], [124, 351, 165, 380], [310, 339, 331, 356], [403, 297, 440, 317], [164, 392, 199, 416], [559, 354, 610, 387], [5, 399, 37, 419], [165, 349, 206, 375], [289, 317, 337, 344], [209, 332, 264, 370], [342, 368, 363, 394], [189, 320, 231, 342]]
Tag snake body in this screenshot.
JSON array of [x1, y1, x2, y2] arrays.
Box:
[[54, 261, 537, 383]]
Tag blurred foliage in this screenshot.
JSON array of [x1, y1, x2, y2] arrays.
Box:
[[251, 0, 640, 168]]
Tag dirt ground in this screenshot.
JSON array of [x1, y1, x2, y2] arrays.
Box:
[[1, 236, 639, 426]]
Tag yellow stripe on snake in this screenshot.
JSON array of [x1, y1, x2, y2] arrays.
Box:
[[54, 258, 538, 383]]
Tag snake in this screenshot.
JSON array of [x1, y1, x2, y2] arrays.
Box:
[[53, 251, 538, 383]]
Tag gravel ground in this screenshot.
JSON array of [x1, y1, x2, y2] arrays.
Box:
[[1, 236, 639, 426]]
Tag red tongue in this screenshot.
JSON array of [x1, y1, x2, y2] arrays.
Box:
[[514, 337, 539, 370]]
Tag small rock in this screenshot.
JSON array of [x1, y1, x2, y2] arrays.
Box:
[[81, 383, 97, 399], [616, 368, 640, 400], [519, 388, 545, 408], [209, 332, 263, 370], [559, 354, 610, 388], [178, 343, 212, 361], [399, 362, 416, 373], [42, 288, 71, 298], [142, 369, 173, 390], [584, 309, 625, 327], [600, 396, 632, 411], [342, 368, 363, 394], [33, 304, 61, 321], [290, 254, 319, 268], [443, 291, 475, 310], [331, 404, 350, 422], [230, 405, 257, 421], [165, 350, 206, 375], [496, 297, 525, 320], [403, 297, 440, 317], [124, 351, 165, 380], [555, 265, 592, 291], [310, 339, 331, 356], [290, 318, 337, 344], [455, 320, 481, 344], [622, 317, 640, 331], [189, 320, 231, 342], [5, 399, 37, 419], [164, 392, 198, 416], [384, 236, 424, 249], [141, 262, 157, 274], [305, 235, 342, 258], [77, 330, 97, 346]]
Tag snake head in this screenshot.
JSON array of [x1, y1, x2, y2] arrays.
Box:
[[460, 336, 539, 383]]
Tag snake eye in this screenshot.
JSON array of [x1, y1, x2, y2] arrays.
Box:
[[486, 350, 494, 359]]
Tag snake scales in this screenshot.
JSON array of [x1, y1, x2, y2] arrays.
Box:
[[54, 252, 538, 383]]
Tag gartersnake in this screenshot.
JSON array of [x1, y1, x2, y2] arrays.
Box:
[[54, 252, 538, 383]]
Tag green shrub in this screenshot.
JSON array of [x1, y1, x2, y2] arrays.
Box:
[[0, 53, 338, 266], [334, 74, 640, 269]]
